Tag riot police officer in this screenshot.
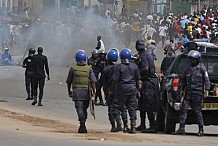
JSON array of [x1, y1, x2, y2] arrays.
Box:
[[95, 50, 107, 105], [88, 50, 98, 68], [103, 48, 122, 132], [112, 48, 141, 134], [135, 39, 157, 133], [88, 50, 99, 82], [22, 48, 35, 100], [174, 50, 210, 136], [66, 50, 97, 133]]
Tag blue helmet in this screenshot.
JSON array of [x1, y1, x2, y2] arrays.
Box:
[[120, 48, 131, 62], [187, 50, 201, 59], [75, 50, 87, 63], [107, 48, 119, 62]]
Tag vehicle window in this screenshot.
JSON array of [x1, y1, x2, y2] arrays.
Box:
[[172, 56, 190, 74], [207, 56, 218, 76], [172, 55, 208, 75]]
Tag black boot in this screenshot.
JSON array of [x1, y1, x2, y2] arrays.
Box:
[[136, 125, 146, 131], [129, 126, 136, 134], [26, 94, 31, 100], [173, 128, 185, 135], [78, 123, 87, 133], [110, 122, 118, 132], [141, 122, 157, 133], [38, 98, 43, 106], [173, 124, 185, 135], [136, 118, 146, 131], [123, 125, 130, 133], [95, 101, 104, 106], [115, 117, 123, 131], [141, 126, 157, 133], [31, 96, 37, 105], [197, 125, 204, 137]]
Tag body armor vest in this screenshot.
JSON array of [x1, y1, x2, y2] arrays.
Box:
[[72, 65, 90, 88]]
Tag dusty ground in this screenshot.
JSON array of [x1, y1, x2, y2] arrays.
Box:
[[0, 108, 169, 143], [0, 108, 218, 146]]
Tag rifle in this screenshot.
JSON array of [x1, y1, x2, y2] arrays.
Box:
[[88, 80, 95, 119]]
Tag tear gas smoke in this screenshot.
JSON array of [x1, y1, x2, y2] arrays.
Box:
[[29, 7, 122, 66]]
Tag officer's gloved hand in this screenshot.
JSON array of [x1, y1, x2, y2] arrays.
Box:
[[179, 90, 184, 103], [91, 96, 95, 104], [204, 90, 209, 98], [136, 91, 141, 99], [47, 76, 50, 81], [68, 91, 74, 98]]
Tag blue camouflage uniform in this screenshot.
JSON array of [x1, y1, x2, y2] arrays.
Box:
[[103, 63, 128, 131], [180, 63, 210, 129], [138, 50, 157, 132], [113, 62, 141, 128]]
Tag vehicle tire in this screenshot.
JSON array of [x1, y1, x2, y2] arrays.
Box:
[[164, 103, 176, 134]]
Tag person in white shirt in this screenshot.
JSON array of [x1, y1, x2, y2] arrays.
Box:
[[95, 36, 105, 53], [105, 8, 111, 18], [159, 24, 168, 47], [147, 25, 156, 39]]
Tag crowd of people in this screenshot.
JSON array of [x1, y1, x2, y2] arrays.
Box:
[[2, 3, 217, 137], [110, 5, 218, 49]]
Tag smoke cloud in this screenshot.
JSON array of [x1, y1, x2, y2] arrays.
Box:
[[28, 7, 121, 66]]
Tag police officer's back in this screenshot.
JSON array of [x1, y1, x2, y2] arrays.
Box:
[[32, 47, 49, 79], [31, 47, 50, 106], [66, 50, 97, 133], [113, 48, 141, 134], [88, 50, 99, 79], [102, 48, 123, 132]]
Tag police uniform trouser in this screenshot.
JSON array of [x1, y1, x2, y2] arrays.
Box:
[[113, 94, 137, 126], [107, 96, 115, 123], [107, 96, 128, 125], [179, 94, 204, 128], [74, 100, 89, 124], [96, 78, 103, 102], [140, 80, 155, 127], [25, 75, 34, 97], [33, 78, 45, 100]]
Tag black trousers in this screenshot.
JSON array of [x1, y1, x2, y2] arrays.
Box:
[[32, 78, 45, 101], [107, 96, 128, 125], [25, 75, 34, 97], [95, 78, 103, 102], [139, 80, 155, 127], [113, 94, 137, 126], [74, 100, 89, 124], [179, 93, 204, 128]]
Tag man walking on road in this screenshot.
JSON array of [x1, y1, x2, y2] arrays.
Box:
[[32, 47, 50, 106], [66, 50, 97, 133], [22, 48, 35, 100]]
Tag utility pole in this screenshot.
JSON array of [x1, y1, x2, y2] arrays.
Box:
[[10, 0, 12, 11], [198, 0, 200, 11], [89, 0, 91, 7], [5, 0, 8, 8], [55, 0, 60, 19]]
